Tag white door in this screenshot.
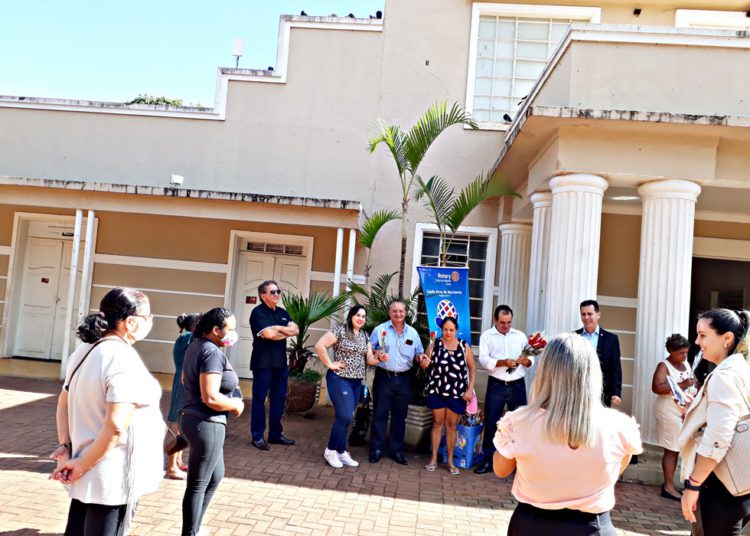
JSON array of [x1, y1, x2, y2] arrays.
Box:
[[13, 238, 83, 359], [51, 241, 83, 360], [230, 252, 308, 378]]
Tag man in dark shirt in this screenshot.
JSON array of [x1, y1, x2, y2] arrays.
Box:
[[249, 280, 299, 450]]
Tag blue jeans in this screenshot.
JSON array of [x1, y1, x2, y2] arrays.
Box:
[[326, 370, 362, 452], [250, 367, 288, 441], [370, 368, 412, 455], [180, 413, 226, 536], [481, 377, 527, 464]]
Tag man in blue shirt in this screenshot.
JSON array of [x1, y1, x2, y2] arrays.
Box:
[[369, 299, 425, 465], [249, 280, 299, 450]]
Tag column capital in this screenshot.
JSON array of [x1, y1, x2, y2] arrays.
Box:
[[530, 191, 552, 208], [499, 222, 532, 235], [638, 179, 701, 202], [550, 174, 608, 196]]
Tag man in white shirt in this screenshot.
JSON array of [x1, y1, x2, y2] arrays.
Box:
[[474, 304, 532, 475]]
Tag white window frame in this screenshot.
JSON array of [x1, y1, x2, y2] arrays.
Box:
[[411, 223, 499, 335], [465, 3, 601, 131], [675, 9, 750, 31]]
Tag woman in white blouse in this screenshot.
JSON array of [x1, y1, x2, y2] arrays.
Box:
[[679, 308, 750, 534]]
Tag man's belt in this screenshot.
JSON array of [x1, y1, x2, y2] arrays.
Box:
[[489, 376, 524, 386], [376, 368, 411, 377]]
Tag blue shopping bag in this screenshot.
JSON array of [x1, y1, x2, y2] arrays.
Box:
[[438, 423, 484, 468]]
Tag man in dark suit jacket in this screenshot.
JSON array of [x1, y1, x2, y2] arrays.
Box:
[[576, 299, 622, 407]]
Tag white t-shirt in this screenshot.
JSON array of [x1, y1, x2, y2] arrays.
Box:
[[64, 338, 164, 506]]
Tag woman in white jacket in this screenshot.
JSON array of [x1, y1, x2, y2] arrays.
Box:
[[679, 308, 750, 535]]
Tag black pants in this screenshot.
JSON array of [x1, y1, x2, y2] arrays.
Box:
[[695, 472, 750, 535], [370, 369, 412, 455], [180, 412, 226, 536], [509, 502, 615, 535], [481, 377, 527, 464], [64, 499, 126, 536]]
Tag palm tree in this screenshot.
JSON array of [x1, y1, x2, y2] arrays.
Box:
[[282, 291, 350, 377], [369, 101, 477, 298], [358, 209, 401, 285], [414, 172, 520, 266]]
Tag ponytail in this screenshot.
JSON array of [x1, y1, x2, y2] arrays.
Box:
[[78, 287, 147, 343]]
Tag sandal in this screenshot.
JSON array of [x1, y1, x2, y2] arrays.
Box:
[[448, 465, 460, 475], [165, 470, 187, 480], [424, 462, 438, 472]]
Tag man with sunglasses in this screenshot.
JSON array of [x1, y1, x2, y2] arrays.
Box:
[[249, 280, 299, 450]]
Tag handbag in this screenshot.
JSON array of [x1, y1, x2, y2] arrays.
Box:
[[713, 376, 750, 496], [164, 427, 188, 455]]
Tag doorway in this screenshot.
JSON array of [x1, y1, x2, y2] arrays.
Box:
[[11, 221, 86, 360], [227, 233, 312, 378]]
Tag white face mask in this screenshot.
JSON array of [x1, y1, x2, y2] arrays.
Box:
[[220, 330, 239, 348], [130, 316, 153, 342]]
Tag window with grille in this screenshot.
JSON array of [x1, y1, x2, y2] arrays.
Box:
[[418, 232, 489, 346], [467, 4, 600, 127]]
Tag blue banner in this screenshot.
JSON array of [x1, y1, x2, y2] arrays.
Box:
[[417, 266, 471, 342]]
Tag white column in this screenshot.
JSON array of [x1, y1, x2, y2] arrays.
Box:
[[332, 228, 344, 297], [345, 228, 356, 306], [526, 192, 553, 333], [77, 210, 96, 325], [497, 223, 532, 333], [633, 179, 701, 444], [544, 174, 608, 338], [60, 209, 83, 379]]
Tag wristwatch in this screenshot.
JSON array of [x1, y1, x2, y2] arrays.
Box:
[[684, 478, 702, 491]]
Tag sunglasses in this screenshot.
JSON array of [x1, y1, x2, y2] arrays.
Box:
[[267, 289, 282, 296]]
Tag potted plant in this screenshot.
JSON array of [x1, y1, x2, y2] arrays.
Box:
[[283, 290, 349, 413]]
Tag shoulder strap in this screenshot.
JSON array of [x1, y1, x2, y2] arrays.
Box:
[[63, 337, 123, 391]]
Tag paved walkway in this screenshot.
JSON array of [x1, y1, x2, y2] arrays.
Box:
[[0, 376, 689, 535]]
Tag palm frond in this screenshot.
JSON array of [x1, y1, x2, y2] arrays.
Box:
[[282, 291, 350, 349], [405, 101, 477, 172], [368, 120, 409, 181], [446, 172, 520, 232], [414, 175, 454, 231], [359, 209, 401, 249]]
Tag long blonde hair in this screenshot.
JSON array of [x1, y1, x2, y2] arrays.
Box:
[[518, 332, 604, 449]]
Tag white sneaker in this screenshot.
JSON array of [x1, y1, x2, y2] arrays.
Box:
[[338, 451, 359, 467], [324, 448, 343, 468]]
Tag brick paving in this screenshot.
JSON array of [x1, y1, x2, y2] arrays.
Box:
[[0, 376, 690, 535]]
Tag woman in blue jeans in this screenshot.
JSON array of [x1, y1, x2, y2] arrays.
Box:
[[180, 308, 244, 536], [315, 305, 379, 468]]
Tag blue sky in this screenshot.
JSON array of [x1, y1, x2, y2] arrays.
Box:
[[0, 1, 384, 106]]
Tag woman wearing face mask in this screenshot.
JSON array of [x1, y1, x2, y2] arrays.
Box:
[[50, 287, 163, 536], [179, 307, 243, 536]]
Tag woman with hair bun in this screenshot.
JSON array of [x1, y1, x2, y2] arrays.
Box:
[[651, 333, 696, 500], [679, 309, 750, 534], [50, 287, 163, 536], [180, 307, 243, 536], [165, 312, 202, 480]]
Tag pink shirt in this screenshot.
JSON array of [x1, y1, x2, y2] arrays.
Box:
[[494, 407, 642, 513]]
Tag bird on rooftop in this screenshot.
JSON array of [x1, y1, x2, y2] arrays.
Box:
[[376, 10, 383, 19], [300, 10, 307, 16], [268, 66, 274, 71], [347, 13, 355, 18], [503, 113, 513, 122]]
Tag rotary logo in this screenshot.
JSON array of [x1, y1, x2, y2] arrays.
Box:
[[451, 271, 459, 282]]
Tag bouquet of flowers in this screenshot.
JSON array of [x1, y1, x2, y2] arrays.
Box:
[[507, 332, 547, 373]]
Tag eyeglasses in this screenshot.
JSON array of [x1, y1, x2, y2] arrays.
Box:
[[133, 314, 153, 321], [267, 290, 282, 296]]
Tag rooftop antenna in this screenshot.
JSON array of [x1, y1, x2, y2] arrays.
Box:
[[232, 38, 245, 69]]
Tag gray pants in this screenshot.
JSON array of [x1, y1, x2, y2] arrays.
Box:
[[180, 412, 226, 536]]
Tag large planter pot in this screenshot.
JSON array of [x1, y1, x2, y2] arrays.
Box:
[[403, 404, 433, 451], [285, 379, 321, 414]]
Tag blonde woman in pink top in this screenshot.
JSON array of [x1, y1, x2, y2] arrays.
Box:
[[493, 332, 642, 535]]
